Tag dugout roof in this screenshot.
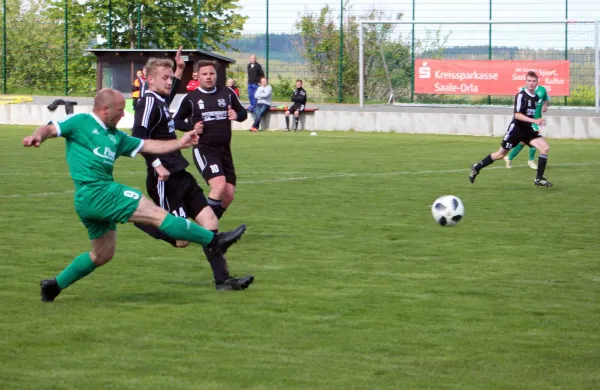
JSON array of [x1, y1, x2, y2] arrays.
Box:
[[86, 49, 236, 94]]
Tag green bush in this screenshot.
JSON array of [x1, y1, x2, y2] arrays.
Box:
[[568, 84, 595, 106], [270, 75, 294, 101]]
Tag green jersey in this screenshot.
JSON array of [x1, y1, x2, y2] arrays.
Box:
[[52, 113, 144, 188], [520, 85, 550, 119]]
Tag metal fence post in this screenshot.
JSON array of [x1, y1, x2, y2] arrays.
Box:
[[197, 0, 202, 49], [108, 0, 112, 48], [488, 0, 492, 105], [338, 0, 343, 103], [137, 0, 141, 49], [410, 0, 415, 102], [266, 0, 269, 80], [595, 20, 599, 114], [2, 0, 6, 94], [359, 21, 364, 107], [64, 0, 69, 95], [564, 0, 568, 106]]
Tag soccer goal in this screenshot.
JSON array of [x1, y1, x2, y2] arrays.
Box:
[[358, 19, 599, 113]]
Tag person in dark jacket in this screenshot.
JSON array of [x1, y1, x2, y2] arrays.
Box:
[[246, 54, 265, 112], [285, 80, 307, 132]]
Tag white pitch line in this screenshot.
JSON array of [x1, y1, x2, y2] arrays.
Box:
[[0, 190, 75, 199], [1, 161, 599, 199], [0, 170, 306, 177], [237, 161, 600, 185]]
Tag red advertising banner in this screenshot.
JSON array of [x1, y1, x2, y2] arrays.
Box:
[[414, 60, 570, 96]]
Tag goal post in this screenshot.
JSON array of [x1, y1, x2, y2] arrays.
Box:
[[358, 19, 599, 113]]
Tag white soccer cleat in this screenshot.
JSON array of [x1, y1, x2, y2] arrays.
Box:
[[503, 156, 511, 169], [527, 160, 538, 170]]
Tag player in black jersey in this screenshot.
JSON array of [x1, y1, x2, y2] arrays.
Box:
[[132, 55, 254, 291], [174, 60, 248, 220], [284, 79, 307, 132], [469, 71, 553, 187]]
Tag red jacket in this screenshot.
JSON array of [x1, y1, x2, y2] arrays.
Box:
[[186, 80, 200, 91]]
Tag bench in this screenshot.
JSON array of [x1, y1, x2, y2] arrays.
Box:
[[268, 107, 319, 113], [243, 106, 318, 131]]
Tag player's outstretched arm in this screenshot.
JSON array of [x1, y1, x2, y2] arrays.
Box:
[[140, 129, 200, 155], [173, 46, 185, 80], [22, 124, 59, 147]]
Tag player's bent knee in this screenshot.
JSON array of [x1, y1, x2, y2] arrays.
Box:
[[90, 231, 116, 266], [90, 247, 114, 266], [129, 195, 168, 227]]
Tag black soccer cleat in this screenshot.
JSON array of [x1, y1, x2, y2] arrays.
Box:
[[40, 279, 61, 302], [534, 177, 553, 187], [207, 224, 246, 256], [215, 275, 255, 291], [469, 164, 479, 184]]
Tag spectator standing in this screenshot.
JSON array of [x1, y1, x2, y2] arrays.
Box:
[[131, 68, 145, 109], [246, 55, 265, 112]]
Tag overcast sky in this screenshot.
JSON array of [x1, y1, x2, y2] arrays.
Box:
[[234, 0, 600, 49]]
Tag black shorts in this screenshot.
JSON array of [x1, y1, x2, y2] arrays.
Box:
[[147, 170, 208, 219], [288, 103, 305, 114], [501, 122, 542, 150], [192, 144, 237, 185]]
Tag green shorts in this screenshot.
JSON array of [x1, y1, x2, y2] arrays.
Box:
[[74, 182, 142, 240], [532, 123, 540, 132]]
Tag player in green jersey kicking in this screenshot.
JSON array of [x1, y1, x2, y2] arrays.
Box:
[[504, 84, 550, 169], [22, 88, 246, 302]]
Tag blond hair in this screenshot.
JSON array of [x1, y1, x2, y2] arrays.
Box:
[[145, 58, 174, 78]]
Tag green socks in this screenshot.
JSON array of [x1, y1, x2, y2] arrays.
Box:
[[529, 146, 537, 161], [509, 143, 537, 162], [56, 252, 97, 290], [54, 216, 215, 291], [508, 143, 524, 161], [158, 213, 215, 246]]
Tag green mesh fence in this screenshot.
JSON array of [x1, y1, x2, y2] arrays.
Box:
[[0, 0, 597, 105]]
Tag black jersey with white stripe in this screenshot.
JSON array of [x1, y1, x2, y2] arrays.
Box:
[[512, 89, 540, 127], [173, 86, 248, 147], [132, 80, 192, 173]]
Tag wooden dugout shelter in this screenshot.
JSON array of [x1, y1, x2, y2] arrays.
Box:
[[85, 48, 236, 94]]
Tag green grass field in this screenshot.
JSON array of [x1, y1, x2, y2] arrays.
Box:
[[1, 126, 600, 389]]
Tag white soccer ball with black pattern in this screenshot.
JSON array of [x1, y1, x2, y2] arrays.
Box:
[[431, 195, 464, 227]]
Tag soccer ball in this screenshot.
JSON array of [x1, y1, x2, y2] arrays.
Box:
[[431, 195, 464, 227]]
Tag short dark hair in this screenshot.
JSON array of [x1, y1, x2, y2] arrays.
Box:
[[296, 79, 303, 84], [196, 60, 219, 72], [137, 68, 143, 72], [526, 71, 538, 80]]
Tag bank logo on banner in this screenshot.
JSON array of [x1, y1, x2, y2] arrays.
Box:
[[418, 62, 431, 79], [414, 59, 570, 96]]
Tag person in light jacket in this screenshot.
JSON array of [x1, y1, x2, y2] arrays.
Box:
[[250, 77, 272, 132]]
